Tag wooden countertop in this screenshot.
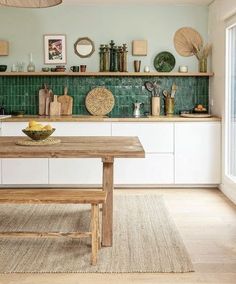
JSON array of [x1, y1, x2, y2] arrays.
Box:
[[0, 115, 221, 122]]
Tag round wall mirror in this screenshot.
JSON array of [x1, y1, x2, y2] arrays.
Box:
[[74, 37, 95, 58]]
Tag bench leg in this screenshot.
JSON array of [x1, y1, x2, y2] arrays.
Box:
[[98, 205, 101, 250], [91, 204, 99, 265]]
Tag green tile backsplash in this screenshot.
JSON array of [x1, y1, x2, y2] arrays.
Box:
[[0, 75, 209, 116]]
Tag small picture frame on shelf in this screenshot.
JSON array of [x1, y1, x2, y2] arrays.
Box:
[[132, 40, 148, 56], [44, 34, 66, 64]]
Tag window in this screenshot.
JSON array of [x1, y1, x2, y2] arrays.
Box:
[[226, 22, 236, 181]]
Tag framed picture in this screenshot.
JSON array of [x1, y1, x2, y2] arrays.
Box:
[[44, 34, 66, 64]]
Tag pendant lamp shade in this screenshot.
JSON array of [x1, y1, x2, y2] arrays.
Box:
[[0, 0, 62, 8]]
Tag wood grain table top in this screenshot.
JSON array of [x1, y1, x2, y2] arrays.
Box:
[[0, 136, 145, 158]]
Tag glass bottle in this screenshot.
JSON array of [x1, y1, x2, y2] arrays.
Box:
[[27, 53, 35, 72]]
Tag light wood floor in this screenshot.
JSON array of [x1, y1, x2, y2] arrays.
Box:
[[0, 188, 236, 284]]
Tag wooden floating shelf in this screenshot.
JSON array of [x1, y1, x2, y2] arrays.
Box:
[[0, 71, 214, 77]]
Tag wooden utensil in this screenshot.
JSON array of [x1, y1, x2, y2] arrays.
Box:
[[39, 84, 53, 116], [49, 95, 61, 116], [45, 89, 53, 116], [171, 83, 177, 98], [58, 87, 73, 116]]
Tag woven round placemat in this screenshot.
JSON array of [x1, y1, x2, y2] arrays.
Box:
[[16, 137, 61, 146], [174, 27, 203, 57], [85, 87, 115, 116]]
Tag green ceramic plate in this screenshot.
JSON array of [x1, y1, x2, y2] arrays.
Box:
[[154, 51, 176, 72]]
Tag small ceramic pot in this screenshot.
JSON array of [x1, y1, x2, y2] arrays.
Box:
[[134, 60, 141, 72], [80, 65, 87, 72], [179, 66, 188, 73]]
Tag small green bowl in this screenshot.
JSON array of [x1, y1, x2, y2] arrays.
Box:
[[22, 128, 55, 141], [42, 67, 50, 72]]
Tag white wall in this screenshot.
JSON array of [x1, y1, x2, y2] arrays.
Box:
[[0, 3, 208, 72], [209, 0, 236, 204]]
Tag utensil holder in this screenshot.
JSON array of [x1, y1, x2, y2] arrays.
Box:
[[165, 97, 175, 116], [198, 57, 207, 73], [151, 96, 160, 116]]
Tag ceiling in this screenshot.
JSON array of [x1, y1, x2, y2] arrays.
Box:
[[64, 0, 214, 5]]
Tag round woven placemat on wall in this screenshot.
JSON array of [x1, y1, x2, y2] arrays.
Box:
[[174, 27, 203, 57], [16, 137, 61, 146], [85, 87, 115, 116]]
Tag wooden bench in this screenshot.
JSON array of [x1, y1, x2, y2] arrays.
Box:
[[0, 188, 107, 265]]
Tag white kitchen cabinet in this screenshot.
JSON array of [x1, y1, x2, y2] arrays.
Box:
[[2, 158, 48, 184], [1, 122, 27, 136], [49, 158, 102, 185], [50, 122, 111, 136], [0, 120, 221, 186], [49, 122, 111, 184], [1, 122, 48, 185], [112, 122, 174, 184], [114, 154, 174, 185], [112, 122, 173, 153], [175, 122, 221, 184]]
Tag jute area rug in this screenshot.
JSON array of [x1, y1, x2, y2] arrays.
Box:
[[0, 195, 194, 273]]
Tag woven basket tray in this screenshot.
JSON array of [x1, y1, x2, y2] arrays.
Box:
[[16, 137, 61, 146], [85, 87, 115, 116]]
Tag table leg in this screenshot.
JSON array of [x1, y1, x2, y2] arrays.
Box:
[[102, 157, 114, 247]]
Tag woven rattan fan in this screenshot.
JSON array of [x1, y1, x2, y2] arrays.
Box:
[[174, 27, 203, 57]]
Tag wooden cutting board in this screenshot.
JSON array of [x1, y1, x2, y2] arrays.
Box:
[[50, 95, 61, 116], [39, 85, 53, 116], [58, 87, 73, 115], [180, 113, 212, 118]]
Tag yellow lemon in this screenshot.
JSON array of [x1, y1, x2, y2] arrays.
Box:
[[28, 120, 38, 128], [43, 124, 53, 131]]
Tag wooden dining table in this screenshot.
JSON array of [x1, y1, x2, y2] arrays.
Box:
[[0, 136, 145, 247]]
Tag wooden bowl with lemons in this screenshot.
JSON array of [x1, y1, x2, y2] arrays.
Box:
[[22, 121, 55, 141]]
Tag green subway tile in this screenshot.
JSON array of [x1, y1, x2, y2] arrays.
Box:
[[0, 75, 209, 116]]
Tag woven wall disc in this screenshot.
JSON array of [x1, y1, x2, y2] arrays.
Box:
[[174, 27, 203, 57], [85, 87, 115, 116]]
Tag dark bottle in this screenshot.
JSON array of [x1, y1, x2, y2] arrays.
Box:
[[109, 40, 115, 72], [99, 44, 105, 72], [103, 45, 110, 72], [118, 46, 123, 72], [113, 46, 118, 72]]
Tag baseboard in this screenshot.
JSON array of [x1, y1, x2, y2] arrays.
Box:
[[0, 184, 219, 189]]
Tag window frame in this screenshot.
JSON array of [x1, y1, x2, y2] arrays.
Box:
[[225, 20, 236, 183]]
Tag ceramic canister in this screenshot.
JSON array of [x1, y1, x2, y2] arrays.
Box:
[[179, 66, 188, 73]]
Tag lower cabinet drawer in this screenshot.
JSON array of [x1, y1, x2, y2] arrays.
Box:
[[49, 158, 103, 185], [114, 154, 174, 185], [2, 159, 48, 184]]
